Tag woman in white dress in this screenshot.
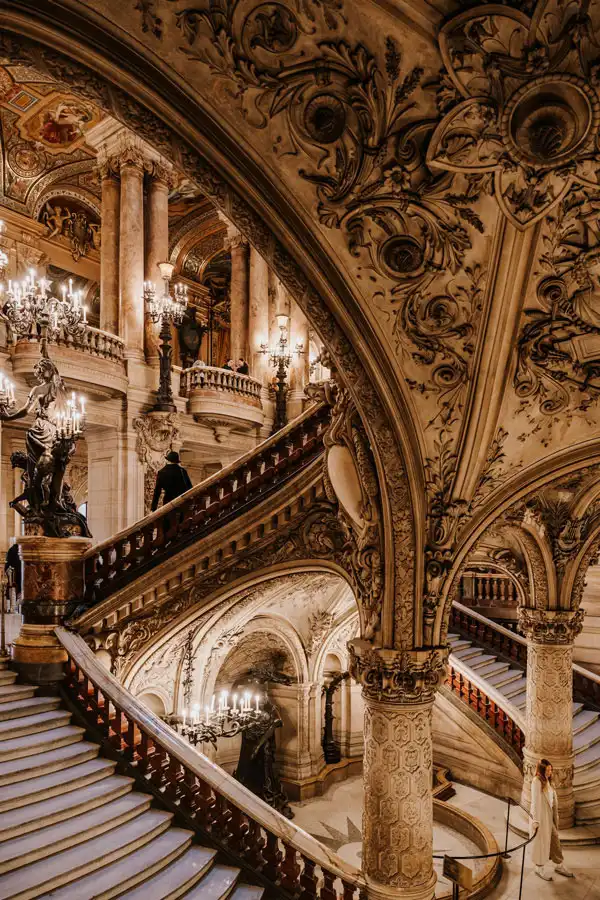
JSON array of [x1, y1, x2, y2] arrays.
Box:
[[530, 759, 574, 881]]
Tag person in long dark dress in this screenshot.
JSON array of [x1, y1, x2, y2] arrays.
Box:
[[234, 696, 293, 818]]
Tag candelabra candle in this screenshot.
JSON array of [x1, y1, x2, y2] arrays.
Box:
[[55, 393, 86, 440], [2, 271, 86, 343], [0, 373, 15, 408]]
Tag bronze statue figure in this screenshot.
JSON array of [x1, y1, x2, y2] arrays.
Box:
[[0, 346, 91, 538]]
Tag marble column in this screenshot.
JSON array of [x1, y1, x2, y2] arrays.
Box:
[[99, 161, 120, 335], [248, 245, 270, 383], [350, 641, 446, 900], [145, 163, 172, 362], [228, 230, 250, 365], [119, 147, 146, 361], [519, 607, 584, 828]]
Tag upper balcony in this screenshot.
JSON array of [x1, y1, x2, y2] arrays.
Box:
[[10, 325, 127, 399], [180, 365, 265, 433]]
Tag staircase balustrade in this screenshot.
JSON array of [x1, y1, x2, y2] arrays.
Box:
[[14, 325, 125, 362], [461, 571, 518, 608], [450, 602, 527, 667], [445, 659, 525, 759], [573, 663, 600, 712], [181, 365, 263, 404], [57, 627, 365, 900], [83, 402, 331, 605]]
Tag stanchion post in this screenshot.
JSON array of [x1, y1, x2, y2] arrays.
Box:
[[518, 842, 526, 900], [0, 570, 8, 666], [502, 797, 512, 859]]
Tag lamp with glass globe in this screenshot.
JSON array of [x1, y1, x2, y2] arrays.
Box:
[[143, 262, 188, 412]]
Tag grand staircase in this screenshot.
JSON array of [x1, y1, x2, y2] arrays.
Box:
[[0, 659, 263, 900], [447, 605, 600, 826]]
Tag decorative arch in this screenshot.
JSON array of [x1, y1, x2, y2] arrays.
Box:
[[0, 4, 423, 650]]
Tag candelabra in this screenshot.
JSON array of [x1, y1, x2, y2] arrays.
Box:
[[176, 689, 268, 747], [260, 315, 304, 433], [144, 262, 188, 412], [1, 273, 87, 354], [0, 221, 9, 279]]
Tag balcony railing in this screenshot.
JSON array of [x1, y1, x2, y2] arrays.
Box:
[[13, 325, 125, 362], [83, 401, 330, 606], [57, 627, 365, 900], [180, 365, 262, 404], [460, 571, 519, 608]]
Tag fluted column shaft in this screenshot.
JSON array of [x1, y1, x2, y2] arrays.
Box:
[[119, 152, 145, 360], [145, 167, 171, 361], [519, 607, 585, 829], [350, 641, 446, 900], [99, 166, 120, 335], [229, 234, 250, 365]]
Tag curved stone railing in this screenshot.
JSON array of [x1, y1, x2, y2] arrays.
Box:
[[14, 324, 125, 362], [57, 627, 366, 900], [83, 401, 331, 605], [445, 654, 525, 760], [181, 365, 262, 404]]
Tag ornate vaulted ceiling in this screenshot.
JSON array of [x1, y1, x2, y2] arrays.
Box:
[[6, 0, 600, 645]]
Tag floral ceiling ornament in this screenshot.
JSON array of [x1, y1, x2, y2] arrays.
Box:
[[428, 1, 600, 230], [171, 0, 484, 298]]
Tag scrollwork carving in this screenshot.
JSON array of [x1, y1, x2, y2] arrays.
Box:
[[348, 639, 447, 705], [518, 607, 585, 645]]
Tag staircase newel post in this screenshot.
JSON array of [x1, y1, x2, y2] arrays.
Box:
[[518, 607, 584, 829], [11, 536, 92, 693]]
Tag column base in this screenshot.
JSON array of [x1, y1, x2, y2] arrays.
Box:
[[11, 624, 67, 694], [365, 873, 436, 900]]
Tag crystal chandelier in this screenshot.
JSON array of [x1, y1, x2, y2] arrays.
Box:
[[1, 272, 87, 346], [0, 221, 9, 279], [176, 689, 268, 747]]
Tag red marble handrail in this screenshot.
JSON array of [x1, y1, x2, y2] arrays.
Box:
[[445, 662, 525, 759], [83, 401, 331, 605], [57, 627, 365, 900]]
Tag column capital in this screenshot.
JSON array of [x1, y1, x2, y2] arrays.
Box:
[[518, 607, 584, 645], [149, 160, 177, 189], [97, 159, 120, 182], [348, 639, 448, 705], [225, 225, 249, 253]]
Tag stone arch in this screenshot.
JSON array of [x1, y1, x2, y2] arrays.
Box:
[[1, 5, 422, 648], [434, 447, 600, 644]]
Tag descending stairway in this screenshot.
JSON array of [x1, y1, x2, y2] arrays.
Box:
[[0, 660, 263, 900], [447, 629, 600, 825]]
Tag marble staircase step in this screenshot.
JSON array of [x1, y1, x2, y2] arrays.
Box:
[[0, 710, 71, 741], [0, 671, 17, 686], [573, 709, 600, 735], [499, 677, 528, 700], [573, 743, 600, 771], [468, 658, 505, 676], [0, 726, 85, 762], [513, 692, 527, 711], [117, 845, 218, 899], [0, 685, 38, 705], [0, 773, 133, 839], [574, 719, 600, 753], [230, 886, 265, 900], [34, 825, 191, 900], [0, 808, 173, 899], [0, 792, 152, 874], [449, 641, 473, 654], [0, 741, 100, 786], [0, 758, 114, 811], [182, 864, 242, 900], [486, 668, 524, 689], [0, 697, 62, 722]]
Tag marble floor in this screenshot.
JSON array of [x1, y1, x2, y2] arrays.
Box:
[[290, 777, 600, 898]]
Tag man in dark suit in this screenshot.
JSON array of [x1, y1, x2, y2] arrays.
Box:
[[151, 451, 193, 511]]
